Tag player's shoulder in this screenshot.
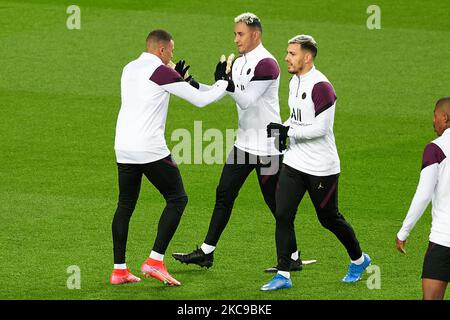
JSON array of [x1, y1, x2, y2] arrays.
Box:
[[312, 69, 336, 95], [257, 46, 279, 64], [123, 57, 140, 72], [251, 47, 280, 80], [313, 68, 331, 84], [428, 134, 448, 155], [149, 63, 183, 86], [422, 141, 446, 168]]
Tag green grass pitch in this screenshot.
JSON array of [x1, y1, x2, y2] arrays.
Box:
[[1, 0, 449, 300]]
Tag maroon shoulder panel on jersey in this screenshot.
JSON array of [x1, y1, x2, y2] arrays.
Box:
[[422, 143, 446, 170], [149, 65, 184, 86], [312, 81, 337, 117], [251, 58, 280, 81]]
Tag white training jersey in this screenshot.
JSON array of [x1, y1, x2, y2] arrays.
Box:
[[282, 66, 340, 176], [397, 128, 450, 247], [229, 43, 282, 156], [114, 52, 228, 164]]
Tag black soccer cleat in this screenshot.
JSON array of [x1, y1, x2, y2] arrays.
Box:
[[264, 259, 303, 273], [172, 246, 214, 269]]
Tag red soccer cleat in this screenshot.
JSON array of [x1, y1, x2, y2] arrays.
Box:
[[110, 268, 141, 285], [141, 258, 181, 286]]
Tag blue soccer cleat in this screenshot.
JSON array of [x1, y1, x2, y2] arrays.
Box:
[[260, 273, 292, 291], [342, 253, 372, 283]]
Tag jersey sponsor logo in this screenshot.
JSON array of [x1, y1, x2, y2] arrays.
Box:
[[291, 108, 301, 122]]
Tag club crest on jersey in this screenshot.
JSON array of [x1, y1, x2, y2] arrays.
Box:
[[302, 92, 307, 99], [247, 68, 251, 75]]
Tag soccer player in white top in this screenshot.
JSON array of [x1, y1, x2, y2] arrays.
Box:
[[110, 29, 228, 286], [396, 97, 450, 300], [173, 13, 303, 272], [261, 35, 371, 291]]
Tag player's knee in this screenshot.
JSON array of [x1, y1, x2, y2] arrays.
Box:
[[117, 198, 138, 212], [167, 194, 188, 211], [179, 194, 188, 209], [215, 186, 236, 208], [176, 194, 188, 209], [263, 196, 276, 214], [318, 214, 337, 230], [275, 209, 294, 224]]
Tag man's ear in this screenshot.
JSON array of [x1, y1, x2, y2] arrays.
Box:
[[252, 30, 260, 41], [305, 52, 312, 64]]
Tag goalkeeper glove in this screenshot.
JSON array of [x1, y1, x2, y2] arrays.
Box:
[[214, 55, 234, 92]]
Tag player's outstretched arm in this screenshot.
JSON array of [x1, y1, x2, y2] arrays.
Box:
[[151, 64, 228, 108], [163, 80, 228, 108]]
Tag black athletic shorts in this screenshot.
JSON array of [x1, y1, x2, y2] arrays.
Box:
[[422, 241, 450, 282]]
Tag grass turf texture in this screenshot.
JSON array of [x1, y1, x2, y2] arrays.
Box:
[[1, 0, 450, 300]]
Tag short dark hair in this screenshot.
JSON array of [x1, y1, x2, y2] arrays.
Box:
[[248, 20, 262, 33], [300, 42, 317, 58], [146, 29, 172, 44], [288, 35, 318, 58], [436, 97, 450, 109], [234, 13, 262, 33]]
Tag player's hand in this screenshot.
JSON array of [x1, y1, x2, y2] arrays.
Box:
[[226, 53, 235, 74], [214, 55, 228, 81], [214, 55, 235, 92], [396, 237, 407, 254], [267, 122, 289, 151], [267, 122, 289, 138], [175, 59, 190, 80], [172, 59, 200, 89]]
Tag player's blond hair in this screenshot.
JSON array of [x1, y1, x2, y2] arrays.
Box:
[[234, 12, 262, 32]]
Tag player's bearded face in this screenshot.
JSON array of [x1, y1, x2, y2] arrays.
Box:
[[285, 44, 304, 75]]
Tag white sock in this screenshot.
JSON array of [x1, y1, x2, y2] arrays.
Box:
[[149, 251, 164, 261], [114, 263, 127, 270], [291, 251, 299, 261], [351, 254, 365, 265], [277, 271, 290, 279], [201, 243, 216, 254]]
